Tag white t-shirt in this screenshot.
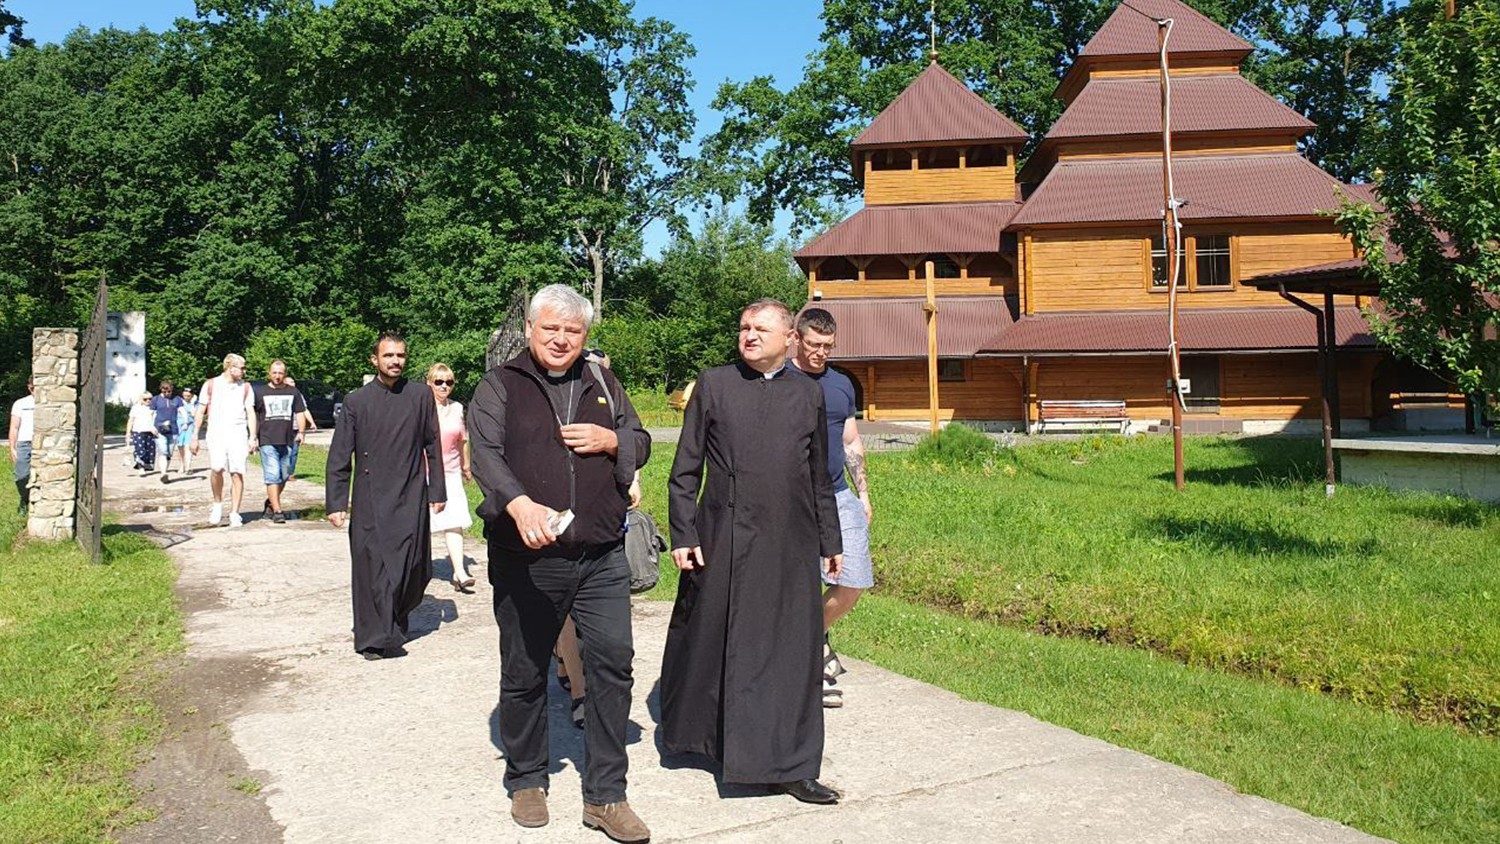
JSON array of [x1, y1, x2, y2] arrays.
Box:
[[128, 403, 156, 434], [9, 395, 34, 444], [200, 375, 255, 441]]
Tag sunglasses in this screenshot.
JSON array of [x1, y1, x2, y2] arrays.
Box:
[[431, 379, 454, 387]]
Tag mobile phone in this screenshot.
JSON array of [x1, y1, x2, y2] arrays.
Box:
[[548, 509, 575, 536]]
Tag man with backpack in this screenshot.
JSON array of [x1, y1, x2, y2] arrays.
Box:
[[469, 284, 652, 842], [192, 353, 258, 528]]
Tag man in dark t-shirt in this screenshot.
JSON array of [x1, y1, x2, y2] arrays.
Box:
[[790, 307, 874, 710], [254, 359, 306, 523]]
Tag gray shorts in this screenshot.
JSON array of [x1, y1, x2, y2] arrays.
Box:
[[13, 441, 31, 482], [824, 487, 873, 589]]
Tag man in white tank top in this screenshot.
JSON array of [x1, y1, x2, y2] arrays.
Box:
[[192, 353, 259, 527]]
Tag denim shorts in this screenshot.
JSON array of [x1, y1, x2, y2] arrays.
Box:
[[259, 444, 294, 485], [823, 487, 874, 589], [12, 441, 31, 482]]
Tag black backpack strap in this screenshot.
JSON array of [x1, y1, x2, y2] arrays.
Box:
[[588, 360, 617, 424]]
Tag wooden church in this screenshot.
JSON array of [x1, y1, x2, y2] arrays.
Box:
[[796, 0, 1417, 433]]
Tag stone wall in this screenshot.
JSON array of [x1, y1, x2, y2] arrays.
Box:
[[28, 328, 79, 540]]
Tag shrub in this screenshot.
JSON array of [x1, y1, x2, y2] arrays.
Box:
[[245, 320, 377, 392], [911, 423, 1003, 466]]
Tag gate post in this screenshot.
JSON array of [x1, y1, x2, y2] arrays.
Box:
[[27, 328, 80, 540]]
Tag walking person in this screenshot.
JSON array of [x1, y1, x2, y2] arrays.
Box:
[[193, 354, 258, 527], [283, 375, 317, 483], [551, 347, 640, 730], [661, 298, 845, 804], [149, 380, 183, 480], [174, 387, 198, 474], [127, 392, 158, 477], [426, 363, 474, 591], [8, 376, 34, 513], [789, 308, 875, 708], [469, 284, 652, 841], [254, 360, 306, 524], [325, 332, 447, 660]]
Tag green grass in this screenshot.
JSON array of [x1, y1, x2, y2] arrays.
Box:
[[863, 434, 1500, 735], [0, 460, 183, 843], [231, 776, 262, 796], [627, 390, 682, 429]]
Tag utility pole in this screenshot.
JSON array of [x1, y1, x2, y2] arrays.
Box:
[[1158, 18, 1186, 491], [925, 259, 940, 435]]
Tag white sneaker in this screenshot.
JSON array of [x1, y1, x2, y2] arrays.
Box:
[[228, 512, 244, 529], [209, 502, 224, 525]]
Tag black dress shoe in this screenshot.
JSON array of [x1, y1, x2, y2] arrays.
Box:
[[769, 778, 841, 804]]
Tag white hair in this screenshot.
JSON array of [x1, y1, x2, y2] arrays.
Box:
[[528, 284, 594, 328]]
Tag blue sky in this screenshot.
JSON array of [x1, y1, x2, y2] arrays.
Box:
[[10, 2, 827, 251]]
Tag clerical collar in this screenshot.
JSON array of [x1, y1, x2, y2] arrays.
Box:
[[546, 369, 567, 377], [762, 364, 785, 380]]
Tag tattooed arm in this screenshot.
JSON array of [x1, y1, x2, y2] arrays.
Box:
[[843, 416, 872, 523]]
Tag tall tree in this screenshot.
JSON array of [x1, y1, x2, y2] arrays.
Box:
[[1337, 0, 1500, 399], [703, 0, 1395, 233], [0, 2, 29, 48], [561, 14, 696, 315]]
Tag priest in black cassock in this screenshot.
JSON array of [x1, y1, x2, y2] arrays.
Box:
[[661, 298, 845, 805], [326, 331, 446, 660]]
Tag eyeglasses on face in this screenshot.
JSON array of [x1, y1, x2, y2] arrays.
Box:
[[802, 341, 837, 352], [431, 379, 454, 387]]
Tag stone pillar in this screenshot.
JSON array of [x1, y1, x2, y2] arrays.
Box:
[[28, 328, 80, 540]]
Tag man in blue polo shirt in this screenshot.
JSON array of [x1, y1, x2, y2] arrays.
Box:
[[790, 307, 874, 709]]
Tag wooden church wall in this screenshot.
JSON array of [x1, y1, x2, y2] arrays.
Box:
[[856, 359, 1024, 422], [1024, 222, 1357, 313], [864, 165, 1018, 205], [1029, 353, 1377, 421]]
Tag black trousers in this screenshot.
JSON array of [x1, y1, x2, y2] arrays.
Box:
[[490, 539, 634, 804]]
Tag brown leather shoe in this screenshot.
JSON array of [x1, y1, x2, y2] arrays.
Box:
[[582, 800, 650, 842], [510, 787, 549, 828]]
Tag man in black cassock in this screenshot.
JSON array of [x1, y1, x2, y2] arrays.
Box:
[[661, 298, 845, 805], [326, 331, 446, 660]]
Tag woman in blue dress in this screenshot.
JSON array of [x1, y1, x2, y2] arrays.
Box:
[[174, 386, 199, 475]]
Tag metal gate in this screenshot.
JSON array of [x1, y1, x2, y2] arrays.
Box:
[[75, 276, 106, 562], [485, 287, 530, 370]]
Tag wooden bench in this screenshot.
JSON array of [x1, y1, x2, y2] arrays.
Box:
[[1036, 399, 1129, 434]]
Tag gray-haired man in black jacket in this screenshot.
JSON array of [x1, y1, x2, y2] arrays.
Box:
[[468, 283, 651, 843]]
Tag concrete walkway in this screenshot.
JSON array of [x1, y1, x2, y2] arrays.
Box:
[[109, 437, 1382, 843]]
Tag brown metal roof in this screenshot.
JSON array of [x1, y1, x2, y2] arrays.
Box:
[[795, 202, 1021, 258], [982, 306, 1375, 355], [1344, 182, 1380, 207], [1080, 0, 1253, 59], [1242, 258, 1381, 296], [1045, 75, 1313, 140], [1009, 153, 1350, 226], [803, 297, 1016, 360], [852, 63, 1028, 149]]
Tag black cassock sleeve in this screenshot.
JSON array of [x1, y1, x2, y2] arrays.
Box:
[[420, 390, 446, 504], [667, 371, 709, 550], [807, 386, 843, 558], [326, 392, 356, 515]]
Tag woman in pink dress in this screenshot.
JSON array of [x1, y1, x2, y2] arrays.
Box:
[[427, 363, 475, 590]]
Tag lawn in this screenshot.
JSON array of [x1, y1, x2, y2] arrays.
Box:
[[626, 389, 682, 429], [0, 460, 182, 842]]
